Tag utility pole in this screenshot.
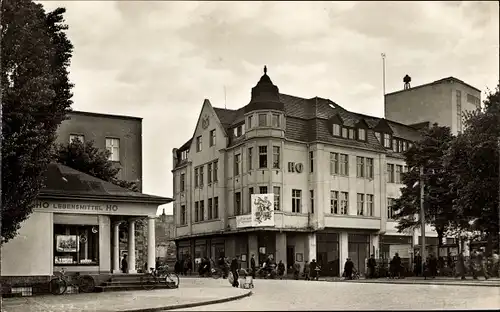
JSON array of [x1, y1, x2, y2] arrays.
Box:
[[420, 165, 426, 276], [381, 53, 386, 102]]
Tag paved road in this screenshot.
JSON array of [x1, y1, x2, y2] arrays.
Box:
[[175, 279, 500, 310]]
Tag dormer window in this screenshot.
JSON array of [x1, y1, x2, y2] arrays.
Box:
[[341, 127, 348, 138], [383, 133, 391, 148], [272, 114, 280, 127], [375, 132, 381, 143], [348, 129, 355, 139], [392, 139, 397, 150], [333, 124, 341, 136], [233, 124, 245, 137], [358, 128, 366, 141], [258, 114, 267, 126], [181, 150, 188, 160]]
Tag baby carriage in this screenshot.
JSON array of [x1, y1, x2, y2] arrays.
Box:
[[239, 268, 254, 289], [352, 268, 360, 280]]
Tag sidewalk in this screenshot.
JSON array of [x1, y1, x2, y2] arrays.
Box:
[[0, 278, 252, 312], [325, 276, 500, 287]]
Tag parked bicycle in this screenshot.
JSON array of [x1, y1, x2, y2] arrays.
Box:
[[141, 265, 179, 290], [49, 268, 95, 295]]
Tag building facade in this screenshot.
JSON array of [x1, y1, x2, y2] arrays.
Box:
[[172, 68, 441, 276], [384, 76, 482, 135], [56, 111, 143, 190]]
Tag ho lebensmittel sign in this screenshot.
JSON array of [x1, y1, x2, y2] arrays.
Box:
[[34, 201, 119, 213]]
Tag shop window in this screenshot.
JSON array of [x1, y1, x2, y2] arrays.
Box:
[[54, 224, 99, 265]]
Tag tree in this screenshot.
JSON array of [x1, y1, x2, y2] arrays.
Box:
[[1, 0, 73, 243], [393, 124, 457, 246], [54, 139, 142, 237], [445, 83, 500, 252]]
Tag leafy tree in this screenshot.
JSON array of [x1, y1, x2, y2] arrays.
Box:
[[445, 83, 500, 252], [1, 0, 73, 243], [393, 124, 456, 246]]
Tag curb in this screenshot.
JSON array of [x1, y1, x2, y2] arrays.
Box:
[[122, 290, 253, 312], [334, 279, 500, 288]]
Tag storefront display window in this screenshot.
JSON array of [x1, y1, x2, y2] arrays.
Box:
[[53, 224, 99, 265]]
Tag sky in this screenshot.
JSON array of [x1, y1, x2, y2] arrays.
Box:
[[38, 1, 499, 215]]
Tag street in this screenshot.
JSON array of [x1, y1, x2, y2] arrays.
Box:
[[175, 279, 500, 311]]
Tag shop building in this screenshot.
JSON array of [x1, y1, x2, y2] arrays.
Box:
[[0, 163, 172, 292], [171, 67, 440, 276]]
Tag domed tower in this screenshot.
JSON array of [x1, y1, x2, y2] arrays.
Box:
[[244, 66, 285, 113]]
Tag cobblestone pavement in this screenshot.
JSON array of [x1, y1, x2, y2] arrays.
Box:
[[1, 278, 249, 312], [176, 279, 500, 311]]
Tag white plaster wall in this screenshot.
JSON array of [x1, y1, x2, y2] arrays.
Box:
[[1, 211, 53, 276]]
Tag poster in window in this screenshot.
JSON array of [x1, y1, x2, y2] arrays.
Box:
[[56, 235, 79, 252]]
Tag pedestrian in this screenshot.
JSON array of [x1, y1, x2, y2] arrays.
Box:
[[477, 250, 490, 280], [309, 259, 317, 280], [277, 260, 285, 279], [293, 262, 301, 280], [121, 254, 128, 273], [390, 253, 401, 279], [230, 256, 240, 287], [303, 261, 310, 280], [343, 258, 354, 280], [250, 254, 256, 279], [187, 256, 193, 275], [414, 252, 422, 277], [367, 254, 377, 279], [458, 251, 467, 280], [428, 253, 438, 279]]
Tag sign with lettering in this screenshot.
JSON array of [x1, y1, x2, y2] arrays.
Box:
[[287, 162, 303, 173], [34, 201, 119, 212]]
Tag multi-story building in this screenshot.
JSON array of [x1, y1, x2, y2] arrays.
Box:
[[172, 68, 441, 276], [385, 76, 482, 135], [56, 111, 143, 190]]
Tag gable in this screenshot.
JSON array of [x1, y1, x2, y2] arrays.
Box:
[[373, 118, 393, 134]]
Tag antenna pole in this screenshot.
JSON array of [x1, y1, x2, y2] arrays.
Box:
[[224, 86, 227, 109], [381, 53, 386, 96]]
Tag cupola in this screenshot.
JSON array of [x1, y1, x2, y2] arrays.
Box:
[[244, 66, 284, 113]]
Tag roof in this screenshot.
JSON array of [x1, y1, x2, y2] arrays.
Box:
[[385, 76, 481, 96], [39, 163, 173, 204], [71, 110, 142, 121]]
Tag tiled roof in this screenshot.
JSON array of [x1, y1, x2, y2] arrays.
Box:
[[40, 163, 173, 204]]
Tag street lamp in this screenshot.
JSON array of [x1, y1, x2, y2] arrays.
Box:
[[411, 165, 426, 276]]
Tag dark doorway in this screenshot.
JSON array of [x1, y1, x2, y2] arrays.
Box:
[[286, 246, 295, 270]]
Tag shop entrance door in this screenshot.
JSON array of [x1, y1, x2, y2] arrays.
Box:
[[286, 246, 294, 271], [348, 242, 369, 276]]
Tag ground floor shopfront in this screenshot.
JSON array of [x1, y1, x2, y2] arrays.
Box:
[[176, 229, 381, 277]]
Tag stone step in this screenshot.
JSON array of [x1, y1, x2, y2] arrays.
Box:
[[95, 284, 178, 293]]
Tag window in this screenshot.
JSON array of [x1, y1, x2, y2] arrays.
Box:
[[234, 154, 241, 176], [340, 192, 349, 215], [292, 189, 302, 213], [248, 115, 253, 128], [105, 138, 120, 162], [199, 200, 205, 221], [235, 192, 242, 216], [180, 173, 185, 192], [196, 136, 202, 152], [234, 125, 245, 137], [194, 202, 199, 222], [392, 139, 397, 151], [53, 224, 99, 265], [384, 133, 391, 148], [456, 90, 462, 132], [404, 165, 409, 173], [366, 194, 374, 217], [259, 146, 267, 168], [309, 151, 314, 173], [395, 165, 403, 183], [330, 152, 339, 175], [356, 157, 365, 178], [272, 114, 280, 127], [213, 160, 218, 182], [249, 187, 254, 213], [272, 146, 280, 169], [199, 165, 204, 187], [208, 199, 213, 220], [333, 124, 341, 136], [467, 93, 480, 107], [273, 186, 280, 211], [342, 127, 348, 138], [398, 140, 403, 153], [366, 158, 374, 179], [375, 132, 381, 143], [330, 191, 339, 214], [358, 128, 366, 141], [214, 197, 219, 219], [194, 168, 199, 188], [387, 198, 396, 219], [403, 141, 408, 152], [258, 114, 267, 126], [259, 186, 268, 194], [310, 190, 314, 214], [357, 193, 365, 216], [387, 164, 395, 183], [340, 154, 349, 176], [348, 129, 355, 139], [69, 134, 84, 144], [209, 130, 216, 146], [248, 147, 253, 170], [180, 205, 187, 225], [207, 164, 212, 184], [181, 150, 188, 160]]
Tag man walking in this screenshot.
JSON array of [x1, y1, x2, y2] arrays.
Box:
[[250, 254, 256, 279], [230, 256, 239, 287]]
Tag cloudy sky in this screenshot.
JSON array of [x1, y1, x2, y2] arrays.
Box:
[[39, 1, 499, 214]]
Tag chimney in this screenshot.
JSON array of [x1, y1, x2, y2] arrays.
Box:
[[403, 75, 411, 90]]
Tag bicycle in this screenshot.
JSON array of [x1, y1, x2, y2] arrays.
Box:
[[49, 268, 95, 295], [141, 265, 180, 290]]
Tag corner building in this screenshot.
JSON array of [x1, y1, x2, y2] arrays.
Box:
[[172, 68, 440, 276]]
